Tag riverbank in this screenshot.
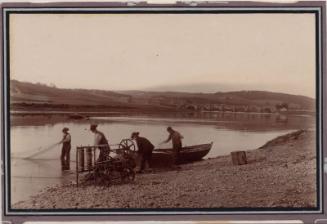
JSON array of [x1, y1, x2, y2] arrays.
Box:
[[13, 129, 317, 209]]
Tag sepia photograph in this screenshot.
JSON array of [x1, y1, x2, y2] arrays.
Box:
[[3, 6, 322, 213]]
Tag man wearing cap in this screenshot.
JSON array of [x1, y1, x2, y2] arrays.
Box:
[[90, 124, 110, 162], [161, 127, 183, 165], [59, 127, 71, 170], [131, 132, 154, 173]]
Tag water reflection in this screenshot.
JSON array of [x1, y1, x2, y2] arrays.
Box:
[[11, 111, 314, 129]]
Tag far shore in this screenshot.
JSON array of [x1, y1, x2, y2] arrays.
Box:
[[10, 107, 315, 117], [13, 129, 317, 209]]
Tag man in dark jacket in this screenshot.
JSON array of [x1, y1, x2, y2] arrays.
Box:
[[131, 132, 154, 173]]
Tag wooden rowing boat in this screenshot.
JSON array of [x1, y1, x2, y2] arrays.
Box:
[[155, 142, 213, 162], [150, 142, 213, 167]]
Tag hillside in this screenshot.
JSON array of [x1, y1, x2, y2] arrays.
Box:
[[10, 80, 131, 106], [217, 91, 314, 108], [119, 90, 315, 111], [10, 80, 315, 112]]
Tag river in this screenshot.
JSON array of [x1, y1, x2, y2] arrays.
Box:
[[10, 112, 315, 205]]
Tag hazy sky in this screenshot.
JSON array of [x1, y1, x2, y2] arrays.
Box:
[[10, 13, 316, 97]]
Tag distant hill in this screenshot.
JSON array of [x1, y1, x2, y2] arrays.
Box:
[[215, 91, 315, 108], [10, 80, 131, 106], [119, 90, 315, 111], [10, 80, 315, 112]]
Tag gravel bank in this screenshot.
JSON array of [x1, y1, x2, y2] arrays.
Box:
[[13, 129, 317, 209]]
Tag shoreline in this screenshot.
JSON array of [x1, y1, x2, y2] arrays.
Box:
[[13, 129, 317, 209], [11, 108, 315, 117], [10, 112, 316, 133]]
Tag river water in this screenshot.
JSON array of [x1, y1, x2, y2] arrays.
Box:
[[10, 112, 315, 205]]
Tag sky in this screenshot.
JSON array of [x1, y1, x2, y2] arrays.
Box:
[[9, 13, 316, 97]]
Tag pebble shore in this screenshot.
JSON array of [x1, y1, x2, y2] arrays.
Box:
[[13, 129, 317, 209]]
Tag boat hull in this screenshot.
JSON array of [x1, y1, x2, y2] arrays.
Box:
[[150, 142, 212, 167]]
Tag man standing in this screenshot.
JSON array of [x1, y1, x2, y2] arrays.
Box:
[[162, 127, 183, 165], [59, 127, 71, 170], [90, 124, 110, 162], [131, 132, 154, 173]]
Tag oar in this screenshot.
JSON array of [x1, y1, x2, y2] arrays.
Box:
[[22, 142, 59, 160]]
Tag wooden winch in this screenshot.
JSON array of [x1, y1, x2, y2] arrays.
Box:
[[75, 139, 137, 186]]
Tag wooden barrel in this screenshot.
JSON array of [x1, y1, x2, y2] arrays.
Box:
[[86, 147, 93, 170], [231, 151, 247, 165], [78, 149, 85, 171]]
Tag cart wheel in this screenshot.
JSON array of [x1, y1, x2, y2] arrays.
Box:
[[118, 139, 136, 153], [94, 160, 113, 186], [103, 164, 114, 186], [121, 167, 135, 183]]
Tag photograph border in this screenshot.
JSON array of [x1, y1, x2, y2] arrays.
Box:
[[1, 2, 325, 218]]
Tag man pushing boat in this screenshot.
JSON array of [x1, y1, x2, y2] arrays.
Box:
[[131, 132, 154, 173], [161, 127, 183, 165]]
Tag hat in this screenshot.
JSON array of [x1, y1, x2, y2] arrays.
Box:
[[167, 126, 173, 131], [90, 124, 98, 131], [131, 132, 140, 138], [62, 127, 69, 132]]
